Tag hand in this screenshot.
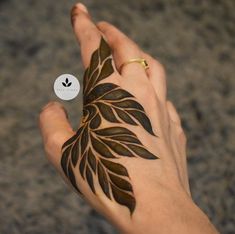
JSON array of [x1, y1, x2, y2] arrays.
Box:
[[39, 3, 218, 234]]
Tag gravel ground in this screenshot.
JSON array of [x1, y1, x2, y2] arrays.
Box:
[[0, 0, 234, 233]]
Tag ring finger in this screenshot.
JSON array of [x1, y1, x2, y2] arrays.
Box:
[[97, 21, 148, 80]]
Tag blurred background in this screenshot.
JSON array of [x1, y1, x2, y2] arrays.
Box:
[[0, 0, 234, 233]]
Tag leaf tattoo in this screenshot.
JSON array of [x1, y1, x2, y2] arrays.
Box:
[[61, 37, 158, 215]]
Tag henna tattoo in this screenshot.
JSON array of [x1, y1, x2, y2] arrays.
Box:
[[61, 37, 158, 215]]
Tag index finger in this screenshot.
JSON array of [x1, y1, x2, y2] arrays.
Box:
[[71, 3, 108, 69]]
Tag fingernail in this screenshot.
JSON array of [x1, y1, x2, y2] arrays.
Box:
[[71, 3, 88, 26], [76, 3, 88, 13]]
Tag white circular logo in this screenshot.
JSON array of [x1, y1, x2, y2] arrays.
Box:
[[54, 74, 80, 100]]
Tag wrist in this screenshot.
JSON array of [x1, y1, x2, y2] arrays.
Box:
[[120, 188, 218, 234]]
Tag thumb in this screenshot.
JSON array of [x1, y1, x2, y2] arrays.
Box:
[[39, 102, 75, 170]]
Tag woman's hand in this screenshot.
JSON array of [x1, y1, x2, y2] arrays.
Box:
[[39, 3, 218, 234]]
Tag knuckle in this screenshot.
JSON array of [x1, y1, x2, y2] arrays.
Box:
[[153, 60, 166, 76], [175, 125, 187, 142], [144, 53, 166, 77], [175, 124, 182, 132]]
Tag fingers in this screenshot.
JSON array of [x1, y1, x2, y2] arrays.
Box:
[[97, 21, 148, 79], [39, 102, 75, 170], [71, 3, 103, 68]]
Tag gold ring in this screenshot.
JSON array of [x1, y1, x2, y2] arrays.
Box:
[[120, 58, 149, 71]]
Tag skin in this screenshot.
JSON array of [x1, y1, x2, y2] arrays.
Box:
[[39, 3, 219, 234]]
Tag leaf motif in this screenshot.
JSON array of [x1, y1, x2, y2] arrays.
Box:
[[114, 107, 137, 125], [110, 135, 141, 144], [66, 78, 69, 83], [81, 125, 89, 153], [79, 151, 87, 179], [87, 148, 97, 173], [96, 102, 120, 123], [100, 138, 134, 157], [99, 37, 111, 63], [84, 83, 118, 105], [126, 109, 156, 136], [62, 127, 83, 149], [101, 88, 134, 101], [89, 113, 101, 129], [68, 161, 82, 194], [61, 145, 72, 176], [90, 134, 116, 158], [94, 126, 157, 159], [85, 80, 156, 136], [111, 99, 145, 111], [88, 49, 99, 78], [85, 68, 99, 94], [94, 127, 137, 137], [86, 166, 95, 193], [83, 105, 97, 122], [84, 38, 113, 94], [98, 162, 111, 199], [96, 58, 114, 84], [101, 159, 129, 177], [108, 173, 133, 192], [126, 144, 157, 159], [62, 82, 67, 87], [111, 183, 136, 214], [102, 93, 156, 136], [71, 138, 80, 167], [67, 82, 72, 87]]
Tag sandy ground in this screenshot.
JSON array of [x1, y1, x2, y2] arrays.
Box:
[[0, 0, 234, 233]]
